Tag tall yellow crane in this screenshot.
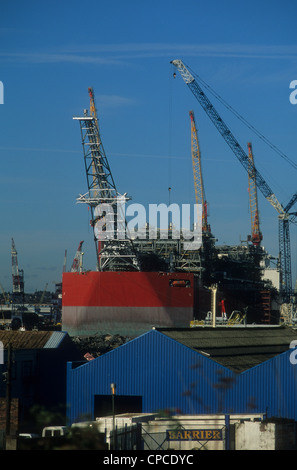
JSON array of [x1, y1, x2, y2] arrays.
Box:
[[88, 87, 97, 119], [247, 142, 262, 247], [189, 110, 210, 233]]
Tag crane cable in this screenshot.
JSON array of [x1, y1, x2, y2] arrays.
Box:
[[186, 64, 297, 172]]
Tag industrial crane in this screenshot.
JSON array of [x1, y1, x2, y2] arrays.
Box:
[[0, 282, 8, 305], [278, 193, 297, 301], [171, 59, 297, 302], [11, 238, 24, 297], [189, 110, 210, 233], [71, 241, 84, 273], [73, 88, 140, 271], [88, 87, 98, 122], [88, 87, 103, 200], [247, 142, 262, 247], [63, 249, 67, 273]]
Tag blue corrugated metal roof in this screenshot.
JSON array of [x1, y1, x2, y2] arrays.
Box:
[[66, 329, 297, 424]]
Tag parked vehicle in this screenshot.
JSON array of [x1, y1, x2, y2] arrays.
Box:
[[42, 426, 68, 438]]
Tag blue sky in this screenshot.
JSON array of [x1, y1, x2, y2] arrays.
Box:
[[0, 0, 296, 292]]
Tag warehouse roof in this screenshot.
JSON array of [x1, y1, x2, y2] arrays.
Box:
[[156, 326, 297, 372], [0, 330, 67, 349]]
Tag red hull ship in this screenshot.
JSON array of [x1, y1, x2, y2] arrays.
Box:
[[62, 271, 202, 336]]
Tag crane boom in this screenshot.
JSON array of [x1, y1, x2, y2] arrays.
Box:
[[71, 241, 84, 272], [247, 142, 262, 246], [88, 87, 98, 121], [171, 60, 285, 217], [189, 110, 209, 232], [284, 191, 297, 213]]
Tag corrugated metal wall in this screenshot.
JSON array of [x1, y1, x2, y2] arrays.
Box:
[[66, 330, 297, 424], [231, 351, 297, 419]]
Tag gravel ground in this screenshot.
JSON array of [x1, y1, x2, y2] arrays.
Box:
[[71, 333, 130, 358]]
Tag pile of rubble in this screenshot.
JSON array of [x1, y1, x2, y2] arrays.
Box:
[[71, 333, 129, 360]]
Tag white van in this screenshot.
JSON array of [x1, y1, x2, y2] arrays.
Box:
[[42, 426, 68, 438], [19, 433, 39, 439]]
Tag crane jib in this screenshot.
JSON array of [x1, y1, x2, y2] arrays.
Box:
[[171, 59, 286, 217]]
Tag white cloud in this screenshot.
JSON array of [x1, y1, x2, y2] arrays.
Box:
[[1, 42, 297, 65]]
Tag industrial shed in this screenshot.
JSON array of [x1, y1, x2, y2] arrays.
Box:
[[0, 330, 82, 433], [66, 326, 297, 424]]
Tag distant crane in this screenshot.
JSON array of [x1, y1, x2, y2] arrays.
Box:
[[278, 193, 297, 301], [0, 282, 8, 305], [171, 59, 297, 302], [71, 241, 84, 273], [63, 249, 67, 273], [247, 142, 262, 247], [189, 110, 210, 233], [11, 238, 24, 297], [39, 283, 48, 304]]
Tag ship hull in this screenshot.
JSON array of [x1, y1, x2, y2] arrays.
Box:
[[62, 271, 196, 336]]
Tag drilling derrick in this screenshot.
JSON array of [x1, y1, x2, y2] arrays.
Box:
[[247, 142, 262, 247], [74, 88, 139, 271], [11, 238, 24, 299]]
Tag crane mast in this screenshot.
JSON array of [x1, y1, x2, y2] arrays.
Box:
[[189, 110, 209, 233], [71, 241, 84, 273], [278, 192, 297, 301], [171, 59, 296, 302], [11, 238, 24, 300], [247, 142, 262, 247], [88, 87, 98, 122]]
